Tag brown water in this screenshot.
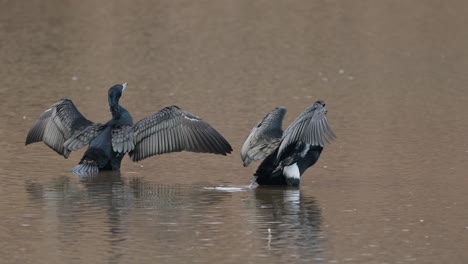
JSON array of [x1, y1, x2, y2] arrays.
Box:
[[1, 0, 468, 263]]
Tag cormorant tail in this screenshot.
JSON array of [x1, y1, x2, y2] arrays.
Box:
[[70, 160, 99, 175]]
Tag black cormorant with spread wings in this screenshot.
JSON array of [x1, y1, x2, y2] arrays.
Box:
[[241, 101, 335, 186], [26, 83, 232, 175]]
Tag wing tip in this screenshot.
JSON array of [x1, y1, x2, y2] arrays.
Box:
[[25, 137, 34, 145]]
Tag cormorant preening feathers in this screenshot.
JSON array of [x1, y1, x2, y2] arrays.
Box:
[[26, 83, 232, 175], [241, 101, 335, 186]]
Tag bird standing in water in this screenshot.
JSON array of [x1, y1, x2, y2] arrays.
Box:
[[26, 83, 232, 175], [241, 101, 335, 186]]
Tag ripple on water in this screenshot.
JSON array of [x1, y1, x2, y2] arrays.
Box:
[[203, 186, 247, 192]]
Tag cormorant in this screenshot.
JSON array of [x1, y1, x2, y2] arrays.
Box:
[[241, 101, 335, 186], [26, 83, 232, 174]]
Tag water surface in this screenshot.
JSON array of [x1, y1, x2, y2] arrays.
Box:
[[1, 0, 468, 263]]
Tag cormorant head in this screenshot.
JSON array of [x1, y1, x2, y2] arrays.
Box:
[[108, 83, 127, 100], [108, 83, 127, 108]]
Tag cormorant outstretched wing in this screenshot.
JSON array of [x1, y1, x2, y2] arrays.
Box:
[[111, 125, 135, 154], [25, 99, 103, 158], [129, 106, 232, 162], [240, 107, 287, 167], [277, 102, 335, 159]]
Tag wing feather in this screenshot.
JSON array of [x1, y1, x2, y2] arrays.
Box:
[[319, 119, 330, 145], [240, 107, 287, 167], [66, 123, 106, 151], [25, 98, 101, 158], [129, 106, 232, 162], [277, 102, 336, 159], [111, 125, 135, 154]]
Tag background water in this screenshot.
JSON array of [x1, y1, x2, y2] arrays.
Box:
[[1, 0, 468, 263]]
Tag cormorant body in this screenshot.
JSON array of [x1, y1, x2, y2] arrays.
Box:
[[241, 101, 335, 186], [26, 83, 232, 175]]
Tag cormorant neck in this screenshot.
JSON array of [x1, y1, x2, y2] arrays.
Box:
[[108, 96, 121, 119]]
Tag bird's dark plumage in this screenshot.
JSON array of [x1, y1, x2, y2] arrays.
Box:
[[130, 106, 232, 162], [26, 83, 232, 175], [240, 107, 286, 167], [242, 101, 335, 186], [25, 98, 102, 158]]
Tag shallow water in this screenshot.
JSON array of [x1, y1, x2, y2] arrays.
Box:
[[1, 0, 468, 263]]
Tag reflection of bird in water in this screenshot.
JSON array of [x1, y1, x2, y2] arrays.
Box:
[[248, 188, 324, 260], [25, 83, 232, 175], [24, 174, 232, 263], [241, 101, 335, 186]]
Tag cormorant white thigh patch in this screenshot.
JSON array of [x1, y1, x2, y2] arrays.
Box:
[[283, 163, 300, 180]]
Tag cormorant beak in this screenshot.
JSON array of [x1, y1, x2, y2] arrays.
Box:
[[122, 83, 128, 92]]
